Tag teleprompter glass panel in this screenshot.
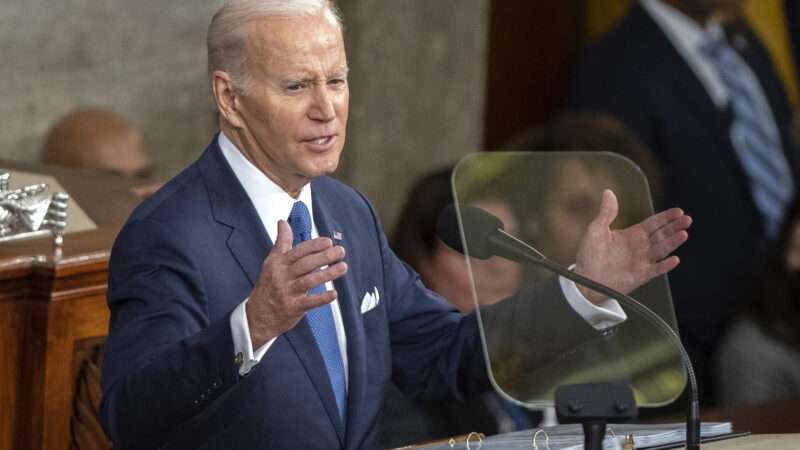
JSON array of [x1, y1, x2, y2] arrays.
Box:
[[451, 152, 684, 408]]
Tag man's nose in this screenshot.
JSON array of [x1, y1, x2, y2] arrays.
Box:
[[309, 85, 336, 121]]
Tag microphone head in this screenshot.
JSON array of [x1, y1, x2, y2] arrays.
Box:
[[436, 203, 503, 260]]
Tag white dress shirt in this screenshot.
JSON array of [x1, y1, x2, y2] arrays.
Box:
[[222, 132, 625, 376]]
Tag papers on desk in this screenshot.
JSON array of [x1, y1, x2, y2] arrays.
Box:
[[627, 422, 731, 448], [418, 422, 732, 449]]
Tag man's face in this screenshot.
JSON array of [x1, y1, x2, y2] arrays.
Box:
[[232, 11, 348, 192]]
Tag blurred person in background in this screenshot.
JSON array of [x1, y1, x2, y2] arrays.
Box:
[[392, 169, 523, 314], [382, 167, 539, 448], [569, 0, 800, 404], [716, 194, 800, 406], [41, 108, 162, 199]]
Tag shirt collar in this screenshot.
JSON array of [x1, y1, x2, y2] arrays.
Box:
[[218, 131, 315, 241], [643, 0, 709, 54], [641, 0, 729, 107]]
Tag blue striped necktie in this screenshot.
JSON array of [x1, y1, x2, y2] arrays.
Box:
[[701, 30, 794, 238], [288, 201, 347, 421]]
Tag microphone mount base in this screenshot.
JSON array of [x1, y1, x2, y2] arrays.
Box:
[[555, 382, 638, 450]]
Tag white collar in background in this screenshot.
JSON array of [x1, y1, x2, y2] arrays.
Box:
[[641, 0, 728, 107], [218, 131, 316, 242]]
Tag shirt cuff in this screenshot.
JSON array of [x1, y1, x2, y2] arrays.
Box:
[[230, 297, 276, 376], [558, 265, 627, 330]]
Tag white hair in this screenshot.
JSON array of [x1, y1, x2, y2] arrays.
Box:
[[207, 0, 342, 90]]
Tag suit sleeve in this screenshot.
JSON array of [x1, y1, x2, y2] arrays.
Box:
[[100, 218, 241, 450], [478, 278, 613, 396]]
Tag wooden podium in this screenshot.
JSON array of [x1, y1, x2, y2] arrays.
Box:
[[0, 161, 140, 450]]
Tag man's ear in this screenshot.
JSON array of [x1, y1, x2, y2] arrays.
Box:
[[211, 70, 245, 129]]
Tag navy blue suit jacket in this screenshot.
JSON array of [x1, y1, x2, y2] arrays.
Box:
[[99, 137, 497, 449], [569, 4, 800, 400]]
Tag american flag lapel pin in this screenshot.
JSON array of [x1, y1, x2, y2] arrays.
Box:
[[332, 230, 343, 242]]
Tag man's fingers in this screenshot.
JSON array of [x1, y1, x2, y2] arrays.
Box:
[[640, 208, 685, 234], [285, 237, 334, 263], [649, 230, 688, 261], [649, 214, 692, 244], [274, 220, 294, 253], [291, 261, 348, 294], [299, 289, 339, 311], [649, 255, 681, 278], [290, 245, 346, 277], [591, 189, 619, 229]]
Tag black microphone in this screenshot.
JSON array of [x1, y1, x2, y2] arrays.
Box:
[[437, 204, 701, 450], [437, 203, 547, 263]]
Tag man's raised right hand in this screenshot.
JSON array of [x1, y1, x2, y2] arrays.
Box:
[[246, 219, 348, 348]]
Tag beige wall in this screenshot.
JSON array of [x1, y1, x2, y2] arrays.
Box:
[[0, 0, 487, 229]]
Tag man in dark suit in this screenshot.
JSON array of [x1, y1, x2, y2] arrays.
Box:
[[99, 1, 692, 449], [569, 0, 800, 404]]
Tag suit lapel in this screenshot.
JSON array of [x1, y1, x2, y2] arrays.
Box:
[[635, 5, 755, 206], [312, 180, 368, 447], [199, 136, 272, 285], [634, 5, 732, 147], [200, 138, 346, 444]]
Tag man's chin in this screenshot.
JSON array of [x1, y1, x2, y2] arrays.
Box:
[[305, 158, 341, 179]]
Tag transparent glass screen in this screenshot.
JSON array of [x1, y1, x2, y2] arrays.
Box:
[[452, 152, 684, 408]]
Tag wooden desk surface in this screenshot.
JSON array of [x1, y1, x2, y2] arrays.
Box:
[[0, 160, 140, 450]]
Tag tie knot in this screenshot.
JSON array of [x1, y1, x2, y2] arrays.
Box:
[[288, 201, 312, 245], [700, 31, 733, 64]]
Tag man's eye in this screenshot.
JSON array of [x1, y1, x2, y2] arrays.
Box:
[[286, 83, 304, 92], [328, 78, 346, 86]]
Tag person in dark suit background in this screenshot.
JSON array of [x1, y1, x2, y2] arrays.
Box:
[[99, 1, 692, 449], [569, 0, 800, 405]]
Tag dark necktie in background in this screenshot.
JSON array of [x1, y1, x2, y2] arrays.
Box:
[[288, 201, 348, 421], [701, 30, 794, 238]]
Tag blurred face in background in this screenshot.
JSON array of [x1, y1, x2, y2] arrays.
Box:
[[41, 109, 155, 179], [420, 200, 522, 314], [534, 159, 619, 266]]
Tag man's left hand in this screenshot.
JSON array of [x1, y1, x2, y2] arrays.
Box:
[[574, 189, 691, 304]]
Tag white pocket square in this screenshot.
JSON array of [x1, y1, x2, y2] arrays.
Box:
[[360, 287, 380, 314]]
